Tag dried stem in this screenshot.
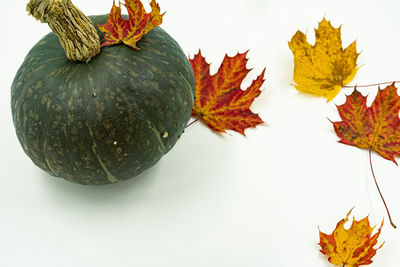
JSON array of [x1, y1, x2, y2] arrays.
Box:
[[343, 81, 400, 88], [26, 0, 100, 62], [186, 119, 199, 129], [369, 149, 396, 228]]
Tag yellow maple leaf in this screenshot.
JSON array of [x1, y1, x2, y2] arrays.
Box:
[[319, 208, 384, 267], [288, 18, 360, 101]]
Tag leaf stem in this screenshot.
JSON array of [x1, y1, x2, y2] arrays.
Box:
[[369, 149, 396, 228], [186, 119, 199, 129], [343, 81, 400, 88]]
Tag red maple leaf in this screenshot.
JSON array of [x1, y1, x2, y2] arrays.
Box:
[[97, 0, 164, 49], [333, 84, 400, 163], [332, 83, 400, 228], [189, 50, 265, 135]]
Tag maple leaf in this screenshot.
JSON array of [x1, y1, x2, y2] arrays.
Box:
[[332, 83, 400, 228], [97, 0, 164, 49], [319, 208, 384, 267], [189, 50, 265, 135], [333, 84, 400, 164], [288, 18, 360, 101]]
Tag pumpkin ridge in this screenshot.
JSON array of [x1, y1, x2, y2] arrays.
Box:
[[87, 124, 118, 183], [42, 135, 57, 176]]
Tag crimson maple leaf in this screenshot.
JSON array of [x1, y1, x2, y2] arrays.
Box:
[[189, 50, 265, 135], [333, 84, 400, 163], [97, 0, 164, 49], [332, 83, 400, 228]]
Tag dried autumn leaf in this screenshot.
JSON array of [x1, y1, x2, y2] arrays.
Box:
[[319, 208, 384, 267], [333, 84, 400, 163], [332, 83, 400, 228], [97, 0, 164, 49], [288, 18, 359, 101], [189, 50, 265, 135]]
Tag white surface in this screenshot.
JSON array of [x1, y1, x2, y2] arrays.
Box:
[[1, 0, 400, 266]]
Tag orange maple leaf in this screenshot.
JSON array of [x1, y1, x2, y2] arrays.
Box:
[[319, 208, 384, 267], [97, 0, 164, 49], [333, 84, 400, 163], [189, 50, 265, 135]]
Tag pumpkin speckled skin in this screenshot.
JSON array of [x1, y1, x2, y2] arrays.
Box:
[[11, 15, 195, 185]]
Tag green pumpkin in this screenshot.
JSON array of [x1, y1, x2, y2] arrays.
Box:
[[11, 14, 195, 185]]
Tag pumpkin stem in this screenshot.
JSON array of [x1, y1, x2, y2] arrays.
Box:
[[26, 0, 100, 62]]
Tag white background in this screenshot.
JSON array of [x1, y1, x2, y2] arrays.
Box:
[[1, 0, 400, 266]]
